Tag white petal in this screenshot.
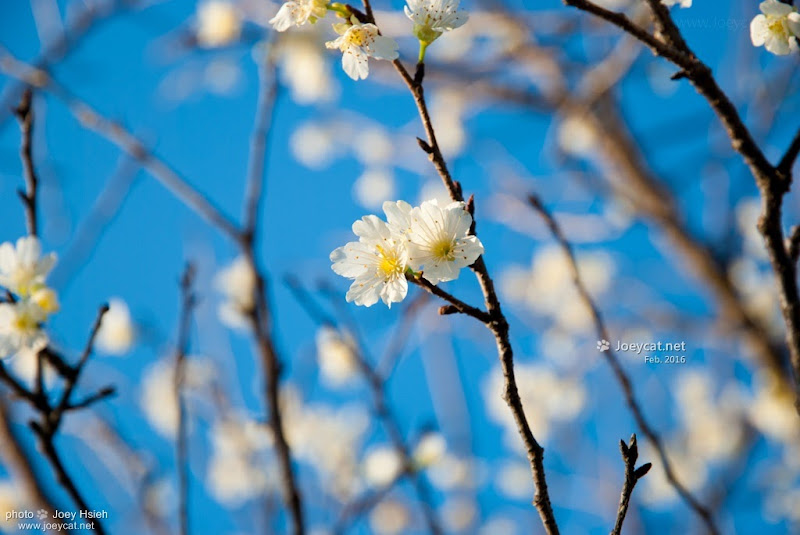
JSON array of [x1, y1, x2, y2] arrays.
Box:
[[751, 15, 769, 46], [269, 3, 296, 32], [761, 0, 793, 17], [765, 33, 792, 55], [342, 48, 369, 80], [368, 36, 399, 61]]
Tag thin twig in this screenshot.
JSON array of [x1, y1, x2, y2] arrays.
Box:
[[288, 281, 443, 534], [612, 434, 651, 535], [778, 126, 800, 175], [174, 264, 197, 535], [0, 48, 242, 242], [527, 194, 719, 535], [13, 88, 39, 237], [0, 398, 63, 529], [407, 275, 491, 323], [382, 31, 561, 533], [240, 53, 305, 535], [564, 0, 800, 419]]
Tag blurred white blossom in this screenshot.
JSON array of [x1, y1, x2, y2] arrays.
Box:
[[0, 300, 49, 357], [353, 168, 396, 210], [315, 326, 359, 387], [0, 236, 56, 297], [413, 431, 446, 467], [369, 500, 410, 535], [215, 256, 256, 329], [96, 298, 135, 355], [363, 446, 403, 487], [501, 245, 613, 332], [196, 1, 242, 48], [483, 362, 586, 448]]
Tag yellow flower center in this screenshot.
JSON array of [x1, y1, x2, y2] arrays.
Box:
[[431, 239, 456, 261], [376, 245, 403, 278], [345, 27, 370, 47], [768, 17, 789, 39], [13, 311, 38, 333]]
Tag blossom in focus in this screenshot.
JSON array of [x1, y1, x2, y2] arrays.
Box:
[[405, 0, 468, 45], [330, 213, 409, 308], [315, 326, 359, 387], [270, 0, 328, 32], [0, 300, 49, 357], [215, 256, 256, 328], [750, 0, 800, 55], [661, 0, 691, 7], [325, 18, 399, 80], [96, 298, 135, 355], [196, 1, 242, 48], [405, 199, 484, 284], [0, 236, 56, 297]]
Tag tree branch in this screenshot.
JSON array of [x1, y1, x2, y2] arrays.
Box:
[[612, 434, 651, 535], [386, 49, 561, 535], [13, 88, 39, 237], [173, 264, 197, 535], [564, 0, 800, 422], [527, 194, 719, 535], [0, 48, 242, 242]]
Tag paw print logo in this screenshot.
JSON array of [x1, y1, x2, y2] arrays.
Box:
[[597, 339, 610, 352], [36, 509, 48, 520]]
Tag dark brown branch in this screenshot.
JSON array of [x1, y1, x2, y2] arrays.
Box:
[[565, 0, 800, 422], [64, 386, 116, 411], [612, 434, 651, 535], [240, 56, 305, 535], [527, 194, 719, 535], [407, 275, 491, 323], [174, 264, 197, 535], [779, 126, 800, 175], [787, 225, 800, 264], [389, 52, 560, 535], [47, 305, 109, 433], [0, 398, 63, 529], [26, 305, 110, 535], [13, 88, 39, 237], [30, 420, 105, 534]]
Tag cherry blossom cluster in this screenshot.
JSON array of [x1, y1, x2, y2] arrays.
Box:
[[269, 0, 468, 80], [330, 199, 484, 307], [0, 236, 59, 357]]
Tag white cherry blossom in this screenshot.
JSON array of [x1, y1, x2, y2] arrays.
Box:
[[0, 236, 56, 297], [404, 0, 468, 44], [0, 300, 49, 357], [405, 199, 484, 284], [330, 213, 409, 307], [751, 0, 800, 56], [326, 18, 399, 80], [270, 0, 328, 32]]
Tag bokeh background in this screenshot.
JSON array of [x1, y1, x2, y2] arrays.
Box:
[[0, 0, 799, 533]]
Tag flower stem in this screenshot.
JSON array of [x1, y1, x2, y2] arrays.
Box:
[[418, 40, 429, 63]]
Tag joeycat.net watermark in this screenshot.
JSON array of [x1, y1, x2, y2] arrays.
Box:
[[596, 339, 688, 364], [6, 508, 107, 531]]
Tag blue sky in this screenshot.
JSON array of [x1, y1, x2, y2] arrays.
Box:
[[1, 0, 799, 533]]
